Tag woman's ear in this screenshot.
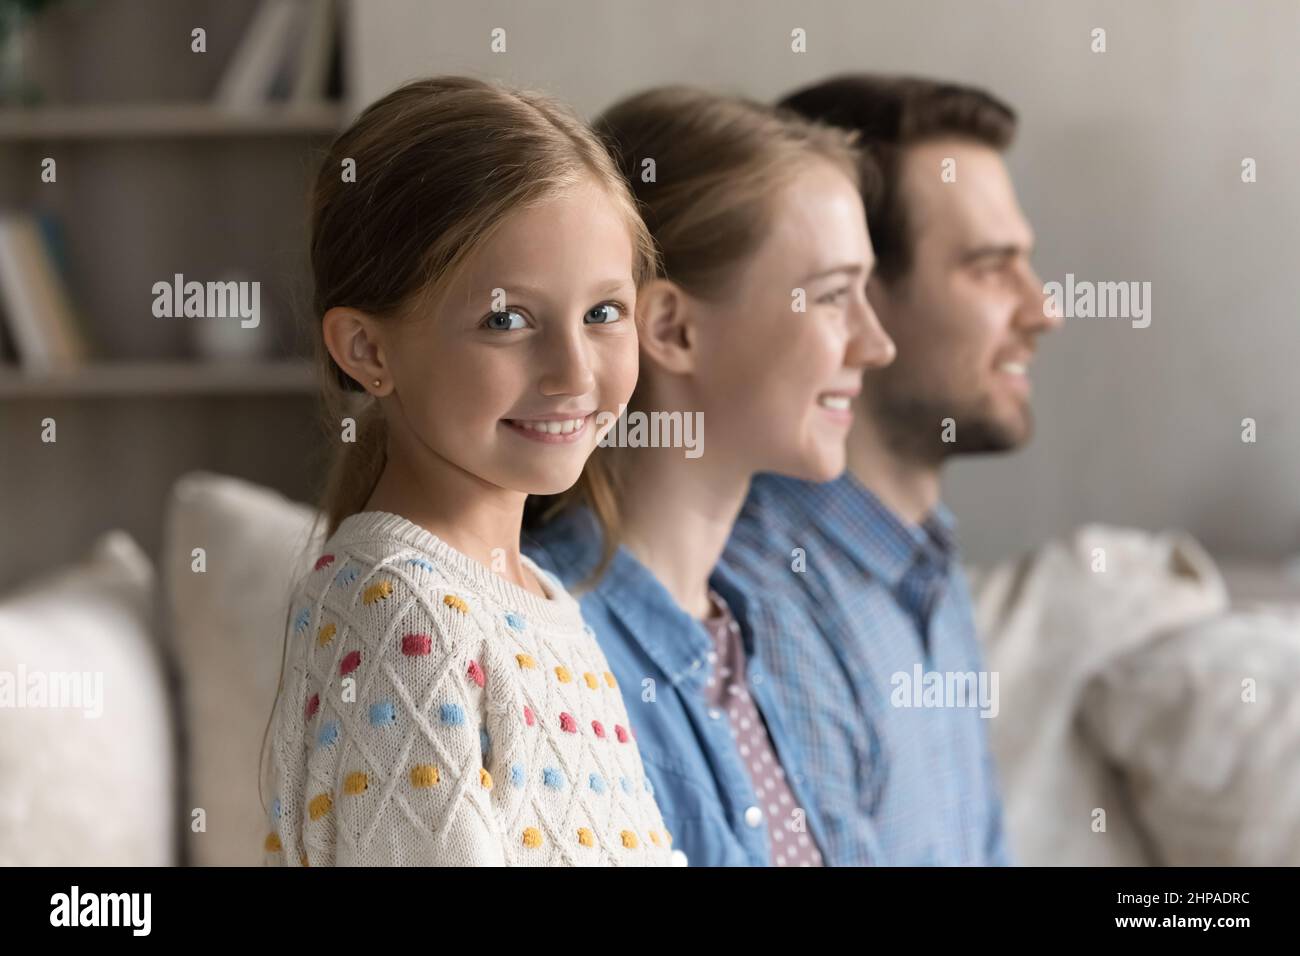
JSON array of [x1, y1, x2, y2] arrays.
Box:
[[636, 278, 697, 376], [323, 306, 390, 395]]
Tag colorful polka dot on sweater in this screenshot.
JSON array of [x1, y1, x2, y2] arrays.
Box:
[[410, 765, 439, 788], [443, 594, 469, 614], [313, 554, 335, 571], [362, 580, 393, 605], [440, 703, 465, 726], [559, 712, 577, 733], [467, 659, 485, 687], [344, 772, 368, 795], [505, 612, 526, 631], [340, 650, 361, 676], [316, 622, 336, 646], [317, 720, 339, 747], [369, 701, 395, 726], [402, 633, 431, 656], [542, 767, 565, 790]]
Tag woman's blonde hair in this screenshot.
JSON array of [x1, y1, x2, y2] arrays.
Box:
[[526, 86, 865, 587], [259, 76, 658, 814]]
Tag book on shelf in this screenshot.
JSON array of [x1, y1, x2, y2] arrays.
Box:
[[0, 212, 91, 374], [214, 0, 338, 112]]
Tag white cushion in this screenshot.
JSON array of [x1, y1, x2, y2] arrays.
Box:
[[163, 471, 322, 865], [0, 530, 174, 865]]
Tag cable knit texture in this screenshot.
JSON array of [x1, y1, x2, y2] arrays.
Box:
[[264, 511, 673, 866]]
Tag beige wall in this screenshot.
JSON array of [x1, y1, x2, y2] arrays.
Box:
[[348, 0, 1300, 562]]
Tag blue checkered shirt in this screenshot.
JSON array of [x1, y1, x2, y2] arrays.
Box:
[[715, 472, 1013, 865]]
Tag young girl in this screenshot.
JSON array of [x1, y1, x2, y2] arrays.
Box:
[[260, 77, 674, 866], [524, 87, 896, 866]]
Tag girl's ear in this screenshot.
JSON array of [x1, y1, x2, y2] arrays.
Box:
[[323, 306, 390, 395], [636, 278, 697, 376]]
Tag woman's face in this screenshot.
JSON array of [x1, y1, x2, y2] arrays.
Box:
[[382, 178, 641, 497], [692, 159, 895, 481]]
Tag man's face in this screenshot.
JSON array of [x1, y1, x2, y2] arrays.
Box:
[[863, 138, 1060, 460]]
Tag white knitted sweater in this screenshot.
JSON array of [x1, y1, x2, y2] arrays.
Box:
[[264, 510, 674, 866]]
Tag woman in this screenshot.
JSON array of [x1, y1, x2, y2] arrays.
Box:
[[524, 87, 895, 866]]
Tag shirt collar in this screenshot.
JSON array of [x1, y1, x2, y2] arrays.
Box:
[[524, 505, 715, 689], [747, 472, 959, 592]]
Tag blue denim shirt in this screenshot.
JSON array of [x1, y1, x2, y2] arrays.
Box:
[[718, 472, 1013, 866], [523, 506, 858, 866]]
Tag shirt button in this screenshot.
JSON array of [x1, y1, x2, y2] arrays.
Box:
[[744, 805, 763, 828], [690, 658, 702, 671], [670, 850, 689, 866], [708, 708, 722, 720], [751, 672, 764, 686]]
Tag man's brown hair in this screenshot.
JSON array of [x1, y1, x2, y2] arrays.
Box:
[[780, 75, 1017, 283]]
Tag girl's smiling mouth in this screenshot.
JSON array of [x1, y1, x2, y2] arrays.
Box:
[[502, 413, 594, 443]]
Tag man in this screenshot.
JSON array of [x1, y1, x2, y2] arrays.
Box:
[[715, 75, 1062, 864]]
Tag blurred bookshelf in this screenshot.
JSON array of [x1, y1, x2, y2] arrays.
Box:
[[0, 0, 346, 592], [0, 102, 346, 140], [0, 358, 317, 398]]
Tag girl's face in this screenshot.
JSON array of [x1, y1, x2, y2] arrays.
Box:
[[385, 179, 640, 497], [692, 160, 894, 481]]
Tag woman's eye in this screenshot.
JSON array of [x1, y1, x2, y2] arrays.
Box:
[[483, 309, 527, 331], [818, 287, 852, 305], [584, 303, 624, 324]]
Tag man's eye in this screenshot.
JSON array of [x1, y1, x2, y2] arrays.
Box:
[[483, 309, 527, 331], [585, 303, 624, 324]]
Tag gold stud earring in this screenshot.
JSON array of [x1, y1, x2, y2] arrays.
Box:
[[373, 379, 381, 388]]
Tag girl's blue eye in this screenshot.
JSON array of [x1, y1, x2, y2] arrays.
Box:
[[585, 303, 623, 324], [483, 309, 527, 331]]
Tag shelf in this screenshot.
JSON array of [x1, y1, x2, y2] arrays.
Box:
[[0, 102, 346, 141], [0, 359, 319, 398]]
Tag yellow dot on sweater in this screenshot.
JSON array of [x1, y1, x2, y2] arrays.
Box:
[[649, 831, 662, 847], [604, 672, 617, 688], [308, 793, 333, 820], [410, 764, 440, 788], [621, 830, 639, 849], [665, 829, 673, 845], [555, 666, 572, 683], [264, 832, 282, 852], [443, 594, 469, 614], [344, 772, 369, 795], [316, 622, 336, 646], [300, 853, 310, 867], [522, 827, 543, 848], [577, 828, 594, 847], [516, 653, 536, 669], [480, 768, 493, 790], [583, 672, 599, 689], [362, 580, 394, 605]]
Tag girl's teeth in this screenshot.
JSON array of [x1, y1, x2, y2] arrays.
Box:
[[819, 395, 850, 410], [515, 417, 584, 433]]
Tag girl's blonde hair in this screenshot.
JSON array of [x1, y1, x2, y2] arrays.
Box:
[[259, 76, 657, 815], [526, 86, 864, 587]]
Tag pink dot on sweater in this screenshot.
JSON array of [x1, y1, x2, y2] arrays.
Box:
[[524, 706, 535, 726], [592, 721, 606, 738], [305, 693, 319, 719], [314, 554, 335, 571], [615, 724, 629, 743], [559, 712, 577, 733], [402, 633, 431, 656], [468, 660, 485, 688], [340, 651, 362, 676]]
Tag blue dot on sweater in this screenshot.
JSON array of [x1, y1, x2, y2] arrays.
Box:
[[369, 701, 396, 726], [480, 727, 491, 758], [505, 612, 526, 631], [292, 607, 310, 634], [272, 798, 282, 821], [543, 767, 565, 790], [620, 776, 632, 795], [440, 702, 465, 726], [589, 773, 605, 794], [510, 763, 525, 788], [407, 556, 434, 572], [317, 720, 339, 747]]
